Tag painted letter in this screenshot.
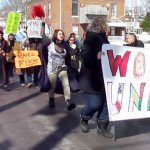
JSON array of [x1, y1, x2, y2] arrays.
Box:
[[107, 50, 131, 77], [107, 82, 124, 115], [129, 83, 146, 112], [134, 52, 145, 79]]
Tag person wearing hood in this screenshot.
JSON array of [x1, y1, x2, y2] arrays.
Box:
[[124, 33, 144, 48], [6, 33, 20, 76], [79, 17, 113, 138], [66, 35, 80, 80]]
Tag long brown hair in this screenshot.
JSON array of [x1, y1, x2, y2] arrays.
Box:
[[52, 29, 65, 44]]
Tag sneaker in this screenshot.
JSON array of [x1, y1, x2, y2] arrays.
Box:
[[27, 83, 33, 88], [3, 84, 11, 91], [21, 84, 25, 87]]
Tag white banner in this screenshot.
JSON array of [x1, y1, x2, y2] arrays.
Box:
[[27, 20, 42, 38], [101, 44, 150, 121]]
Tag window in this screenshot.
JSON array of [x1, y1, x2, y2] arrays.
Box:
[[72, 25, 78, 36], [45, 24, 51, 37], [111, 3, 117, 18], [110, 27, 115, 36], [72, 0, 78, 16], [44, 4, 46, 18], [48, 2, 51, 18]]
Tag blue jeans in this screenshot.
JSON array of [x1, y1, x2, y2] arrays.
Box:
[[19, 74, 32, 84], [81, 92, 109, 121]]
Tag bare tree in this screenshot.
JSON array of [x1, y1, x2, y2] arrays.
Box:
[[0, 0, 42, 17], [142, 0, 150, 14]]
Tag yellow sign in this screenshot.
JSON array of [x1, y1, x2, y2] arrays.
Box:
[[14, 50, 41, 68], [5, 12, 21, 33]]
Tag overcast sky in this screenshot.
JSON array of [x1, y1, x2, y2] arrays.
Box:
[[125, 0, 142, 7]]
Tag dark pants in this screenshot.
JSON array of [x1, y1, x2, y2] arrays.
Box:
[[0, 56, 9, 85], [81, 92, 109, 121], [33, 66, 40, 84], [19, 74, 32, 84], [7, 62, 15, 76]]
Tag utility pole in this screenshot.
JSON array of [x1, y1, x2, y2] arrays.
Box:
[[60, 0, 62, 29], [25, 0, 27, 30], [132, 0, 137, 29]]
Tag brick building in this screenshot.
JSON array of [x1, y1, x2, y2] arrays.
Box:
[[26, 0, 126, 38]]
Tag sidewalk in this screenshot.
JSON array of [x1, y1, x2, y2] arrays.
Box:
[[0, 75, 150, 150]]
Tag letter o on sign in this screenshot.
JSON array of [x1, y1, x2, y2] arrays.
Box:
[[134, 52, 145, 79]]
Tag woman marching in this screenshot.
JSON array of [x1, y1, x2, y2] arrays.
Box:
[[66, 35, 80, 80], [15, 38, 33, 87], [79, 17, 113, 138], [47, 29, 76, 111]]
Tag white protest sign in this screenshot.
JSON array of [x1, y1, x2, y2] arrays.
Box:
[[101, 44, 150, 121], [27, 20, 42, 38]]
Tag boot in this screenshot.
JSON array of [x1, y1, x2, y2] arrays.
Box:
[[49, 97, 55, 108], [80, 115, 90, 133], [97, 119, 113, 138], [3, 84, 11, 91], [65, 99, 76, 111]]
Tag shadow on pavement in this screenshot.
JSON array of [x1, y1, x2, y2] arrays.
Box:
[[30, 95, 81, 150], [114, 118, 150, 140], [30, 112, 79, 150], [0, 92, 41, 113], [93, 140, 150, 150], [9, 81, 20, 90], [0, 140, 13, 150]]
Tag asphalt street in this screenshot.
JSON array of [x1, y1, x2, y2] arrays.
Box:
[[0, 75, 150, 150]]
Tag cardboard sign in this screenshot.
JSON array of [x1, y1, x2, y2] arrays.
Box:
[[101, 44, 150, 121], [5, 12, 21, 33], [14, 50, 41, 68], [27, 20, 42, 38]]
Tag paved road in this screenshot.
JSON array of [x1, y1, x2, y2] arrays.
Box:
[[0, 75, 150, 150]]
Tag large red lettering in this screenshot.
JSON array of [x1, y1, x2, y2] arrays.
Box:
[[107, 50, 131, 77]]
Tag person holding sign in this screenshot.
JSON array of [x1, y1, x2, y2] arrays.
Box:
[[29, 38, 42, 88], [0, 31, 11, 91], [14, 38, 33, 87], [79, 17, 113, 138], [47, 29, 76, 111]]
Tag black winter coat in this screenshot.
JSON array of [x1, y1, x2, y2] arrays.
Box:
[[79, 31, 109, 94], [124, 39, 144, 48]]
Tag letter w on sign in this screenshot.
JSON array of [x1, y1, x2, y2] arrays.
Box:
[[107, 49, 131, 77]]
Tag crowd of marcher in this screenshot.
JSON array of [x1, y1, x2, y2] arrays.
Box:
[[0, 17, 144, 138]]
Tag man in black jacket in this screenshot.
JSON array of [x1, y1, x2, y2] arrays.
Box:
[[124, 33, 144, 47]]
